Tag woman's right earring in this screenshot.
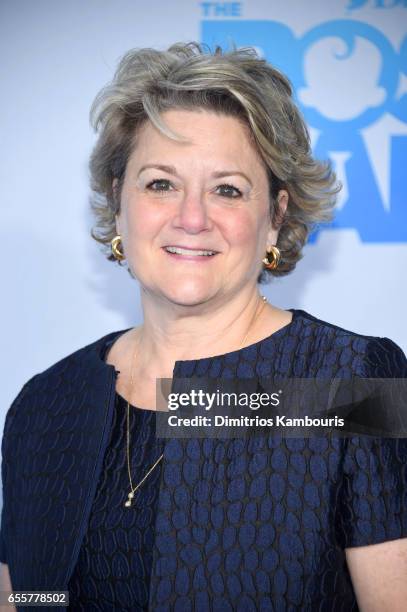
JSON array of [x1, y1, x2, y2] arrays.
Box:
[[111, 235, 125, 261]]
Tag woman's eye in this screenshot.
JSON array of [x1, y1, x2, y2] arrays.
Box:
[[146, 178, 172, 192], [216, 184, 242, 198]]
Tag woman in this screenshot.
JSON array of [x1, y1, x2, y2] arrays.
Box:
[[1, 41, 406, 611]]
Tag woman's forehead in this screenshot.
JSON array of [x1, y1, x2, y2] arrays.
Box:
[[127, 110, 266, 175]]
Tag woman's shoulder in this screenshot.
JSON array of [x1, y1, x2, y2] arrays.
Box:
[[4, 328, 130, 427], [292, 309, 401, 350], [291, 308, 407, 377], [37, 327, 128, 376]]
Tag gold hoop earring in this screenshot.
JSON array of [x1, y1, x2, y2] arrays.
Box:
[[262, 245, 281, 270], [111, 235, 125, 261]]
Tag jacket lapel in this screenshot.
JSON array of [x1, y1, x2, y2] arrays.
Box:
[[9, 331, 124, 592]]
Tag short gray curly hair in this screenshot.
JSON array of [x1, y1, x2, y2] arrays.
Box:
[[89, 41, 339, 280]]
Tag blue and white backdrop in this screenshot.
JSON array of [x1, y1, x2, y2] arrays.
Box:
[[1, 1, 406, 443]]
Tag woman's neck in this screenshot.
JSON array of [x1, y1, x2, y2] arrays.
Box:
[[132, 288, 286, 374], [105, 289, 293, 409]]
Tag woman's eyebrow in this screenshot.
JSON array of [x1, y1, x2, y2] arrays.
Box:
[[137, 164, 252, 185], [213, 170, 252, 186], [138, 164, 176, 177]]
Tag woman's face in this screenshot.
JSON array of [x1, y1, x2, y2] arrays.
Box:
[[115, 109, 287, 307]]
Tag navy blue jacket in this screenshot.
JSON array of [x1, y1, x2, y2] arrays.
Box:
[[1, 309, 407, 611]]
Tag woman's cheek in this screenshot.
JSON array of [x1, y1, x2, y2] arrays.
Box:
[[127, 204, 167, 239], [224, 212, 260, 246]]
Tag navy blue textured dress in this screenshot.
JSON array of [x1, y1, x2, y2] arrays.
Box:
[[1, 308, 406, 611], [67, 338, 164, 611]]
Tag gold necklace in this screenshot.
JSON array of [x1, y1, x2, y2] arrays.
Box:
[[124, 294, 268, 508]]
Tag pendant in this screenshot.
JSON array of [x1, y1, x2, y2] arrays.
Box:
[[124, 490, 135, 508]]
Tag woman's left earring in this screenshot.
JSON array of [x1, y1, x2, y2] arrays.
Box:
[[262, 245, 281, 270], [111, 235, 125, 261]]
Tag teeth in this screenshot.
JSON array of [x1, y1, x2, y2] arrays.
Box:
[[165, 246, 216, 256]]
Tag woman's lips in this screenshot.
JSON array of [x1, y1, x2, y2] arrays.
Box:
[[162, 246, 219, 262]]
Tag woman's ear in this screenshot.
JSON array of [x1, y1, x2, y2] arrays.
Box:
[[112, 178, 121, 234], [266, 189, 289, 246], [273, 189, 289, 228]]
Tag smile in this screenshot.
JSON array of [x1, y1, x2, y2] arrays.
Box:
[[163, 246, 218, 260]]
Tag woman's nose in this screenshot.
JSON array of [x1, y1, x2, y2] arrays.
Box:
[[172, 192, 211, 233]]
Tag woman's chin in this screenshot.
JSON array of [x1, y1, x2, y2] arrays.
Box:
[[166, 292, 214, 308], [157, 282, 219, 307]]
